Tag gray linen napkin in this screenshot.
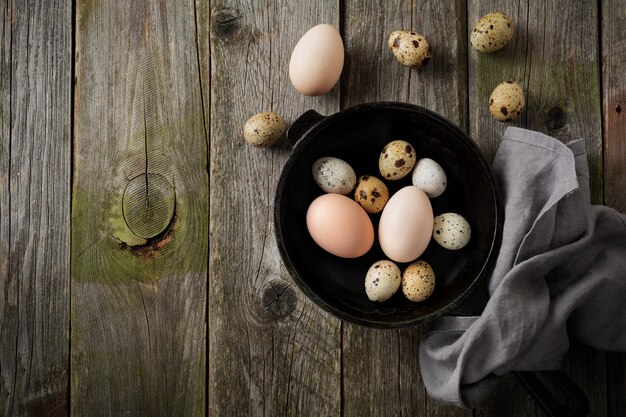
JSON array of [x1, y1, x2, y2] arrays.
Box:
[[419, 127, 626, 408]]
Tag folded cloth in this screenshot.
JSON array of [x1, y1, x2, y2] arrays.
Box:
[[419, 127, 626, 408]]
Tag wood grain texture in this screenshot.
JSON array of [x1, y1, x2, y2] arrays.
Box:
[[341, 1, 413, 105], [71, 0, 208, 415], [473, 374, 537, 417], [560, 342, 607, 417], [0, 1, 71, 416], [0, 0, 620, 416], [603, 0, 626, 210], [469, 1, 606, 416], [341, 0, 468, 129], [341, 1, 470, 416], [208, 1, 341, 416], [602, 2, 626, 416], [468, 0, 603, 204], [607, 351, 626, 417], [0, 4, 10, 414]]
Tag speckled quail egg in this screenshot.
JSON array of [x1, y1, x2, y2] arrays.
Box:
[[312, 157, 357, 195], [387, 30, 432, 68], [412, 158, 447, 198], [379, 140, 417, 180], [243, 112, 286, 148], [354, 175, 389, 214], [470, 12, 514, 53], [433, 213, 471, 250], [402, 260, 435, 302], [365, 260, 402, 302], [489, 81, 525, 122]]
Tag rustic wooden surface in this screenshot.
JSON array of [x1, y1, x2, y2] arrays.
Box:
[[72, 0, 207, 415], [209, 1, 342, 416], [0, 1, 71, 417], [604, 0, 626, 211], [0, 0, 624, 416], [603, 1, 626, 416]]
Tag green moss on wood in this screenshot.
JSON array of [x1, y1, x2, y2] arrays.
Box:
[[72, 176, 207, 284]]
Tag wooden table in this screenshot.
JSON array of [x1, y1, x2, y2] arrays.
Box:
[[1, 0, 624, 416]]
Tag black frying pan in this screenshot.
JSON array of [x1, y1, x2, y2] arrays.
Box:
[[275, 102, 501, 327], [274, 102, 588, 417]]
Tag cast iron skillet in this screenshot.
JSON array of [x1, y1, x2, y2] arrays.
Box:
[[274, 102, 588, 417], [275, 102, 502, 327]]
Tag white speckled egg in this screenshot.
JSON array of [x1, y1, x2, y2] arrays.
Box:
[[387, 30, 432, 68], [379, 140, 416, 180], [312, 157, 357, 195], [402, 260, 435, 302], [243, 112, 286, 148], [489, 81, 525, 122], [411, 158, 447, 198], [470, 12, 514, 53], [365, 260, 401, 302], [433, 213, 472, 250]]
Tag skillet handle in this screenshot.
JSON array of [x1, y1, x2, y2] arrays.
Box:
[[514, 370, 589, 417], [286, 109, 326, 148]]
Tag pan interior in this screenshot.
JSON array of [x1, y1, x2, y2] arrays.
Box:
[[277, 106, 498, 326]]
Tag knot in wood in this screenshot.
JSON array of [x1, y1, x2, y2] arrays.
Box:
[[545, 106, 567, 130], [212, 7, 241, 40], [122, 173, 175, 239], [262, 280, 296, 321]]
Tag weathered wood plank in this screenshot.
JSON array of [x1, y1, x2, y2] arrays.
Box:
[[341, 1, 470, 416], [343, 328, 426, 416], [607, 352, 626, 417], [603, 0, 626, 214], [469, 1, 606, 416], [195, 0, 210, 131], [0, 1, 71, 416], [208, 1, 341, 416], [602, 1, 626, 416], [71, 0, 208, 415], [340, 1, 413, 105], [0, 3, 10, 413], [561, 342, 608, 417], [468, 0, 603, 201]]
